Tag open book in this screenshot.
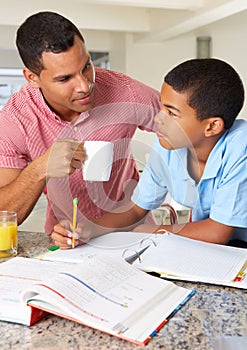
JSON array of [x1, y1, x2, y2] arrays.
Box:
[[0, 256, 194, 346], [0, 257, 75, 325], [40, 231, 247, 289]]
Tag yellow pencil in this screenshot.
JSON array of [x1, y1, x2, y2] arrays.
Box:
[[72, 197, 78, 249]]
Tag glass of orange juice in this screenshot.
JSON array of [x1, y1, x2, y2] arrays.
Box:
[[0, 211, 17, 258]]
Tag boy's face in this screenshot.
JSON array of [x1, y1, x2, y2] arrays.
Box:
[[155, 82, 207, 150]]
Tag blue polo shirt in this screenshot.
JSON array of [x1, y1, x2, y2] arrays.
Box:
[[132, 119, 247, 240]]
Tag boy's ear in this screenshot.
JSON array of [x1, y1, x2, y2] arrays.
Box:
[[23, 68, 41, 88], [205, 117, 225, 137]]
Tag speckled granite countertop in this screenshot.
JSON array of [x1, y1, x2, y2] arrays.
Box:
[[0, 231, 247, 350]]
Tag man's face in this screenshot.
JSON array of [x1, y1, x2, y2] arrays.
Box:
[[155, 82, 207, 150], [32, 36, 95, 121]]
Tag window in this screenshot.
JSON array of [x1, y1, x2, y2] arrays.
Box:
[[0, 69, 25, 110]]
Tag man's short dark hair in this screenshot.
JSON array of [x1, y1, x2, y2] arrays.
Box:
[[164, 58, 244, 129], [16, 11, 85, 75]]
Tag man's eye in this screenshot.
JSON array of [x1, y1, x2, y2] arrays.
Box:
[[58, 76, 70, 83], [82, 61, 92, 73]]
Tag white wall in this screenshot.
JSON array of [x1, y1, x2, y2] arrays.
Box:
[[124, 11, 247, 120]]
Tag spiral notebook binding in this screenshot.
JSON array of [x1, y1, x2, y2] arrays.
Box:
[[122, 238, 157, 264]]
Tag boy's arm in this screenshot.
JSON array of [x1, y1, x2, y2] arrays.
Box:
[[133, 218, 234, 245], [51, 202, 149, 249]]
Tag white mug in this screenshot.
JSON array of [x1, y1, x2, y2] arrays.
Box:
[[82, 141, 114, 181]]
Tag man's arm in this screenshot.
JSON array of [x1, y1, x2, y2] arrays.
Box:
[[0, 165, 46, 224], [0, 139, 86, 225]]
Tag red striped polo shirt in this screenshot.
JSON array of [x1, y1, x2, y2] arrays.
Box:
[[0, 67, 160, 233]]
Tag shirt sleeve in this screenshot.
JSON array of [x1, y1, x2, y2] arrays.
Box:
[[208, 122, 247, 228], [0, 112, 28, 168], [210, 149, 247, 228]]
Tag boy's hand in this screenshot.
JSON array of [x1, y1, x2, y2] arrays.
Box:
[[51, 220, 92, 249]]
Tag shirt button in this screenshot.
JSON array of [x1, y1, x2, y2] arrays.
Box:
[[74, 126, 78, 131], [200, 194, 205, 198], [93, 199, 97, 203]]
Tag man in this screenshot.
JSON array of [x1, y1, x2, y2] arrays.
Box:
[[52, 58, 247, 247], [0, 12, 160, 233]]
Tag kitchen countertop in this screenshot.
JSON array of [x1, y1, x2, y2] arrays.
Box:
[[0, 231, 247, 350]]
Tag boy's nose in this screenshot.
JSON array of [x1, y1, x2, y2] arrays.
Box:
[[155, 110, 166, 124]]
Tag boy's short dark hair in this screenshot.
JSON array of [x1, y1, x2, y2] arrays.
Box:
[[164, 58, 244, 129], [16, 11, 85, 76]]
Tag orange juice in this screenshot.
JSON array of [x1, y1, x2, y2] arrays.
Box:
[[0, 221, 18, 257]]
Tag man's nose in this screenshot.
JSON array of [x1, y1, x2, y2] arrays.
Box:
[[75, 74, 92, 93]]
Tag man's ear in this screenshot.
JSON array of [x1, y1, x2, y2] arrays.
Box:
[[205, 117, 225, 137], [23, 68, 40, 88]]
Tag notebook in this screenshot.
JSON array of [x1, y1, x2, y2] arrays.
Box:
[[40, 231, 247, 289]]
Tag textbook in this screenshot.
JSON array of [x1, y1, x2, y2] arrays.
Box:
[[41, 231, 247, 289], [0, 256, 194, 346], [0, 258, 75, 325]]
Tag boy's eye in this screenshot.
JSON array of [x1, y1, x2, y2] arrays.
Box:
[[167, 109, 177, 118]]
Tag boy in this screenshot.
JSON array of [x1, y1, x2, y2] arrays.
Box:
[[52, 58, 247, 247]]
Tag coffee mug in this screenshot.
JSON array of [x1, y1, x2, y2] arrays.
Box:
[[82, 141, 114, 181]]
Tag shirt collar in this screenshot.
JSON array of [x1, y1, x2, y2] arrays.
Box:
[[176, 130, 228, 181], [201, 131, 228, 180]]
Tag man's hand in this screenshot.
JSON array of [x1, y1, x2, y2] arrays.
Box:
[[42, 139, 87, 179]]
